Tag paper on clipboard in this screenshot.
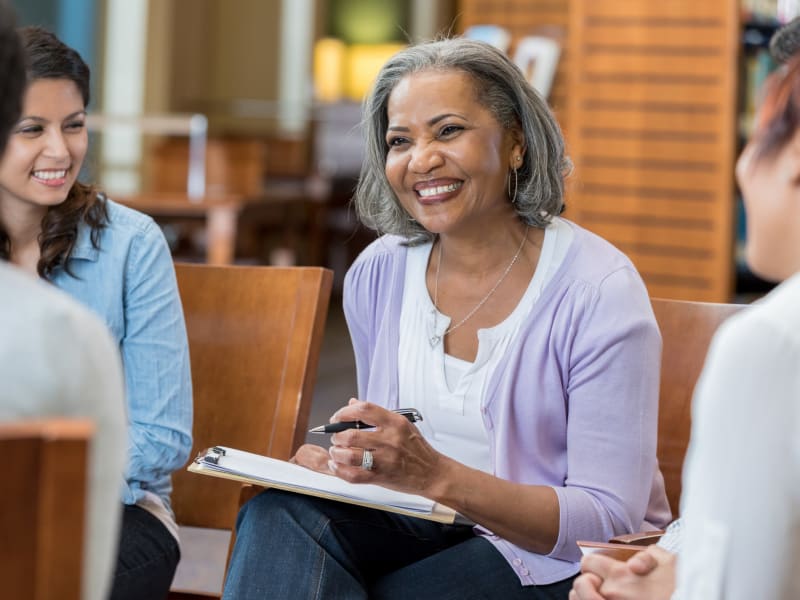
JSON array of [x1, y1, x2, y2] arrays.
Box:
[[188, 446, 460, 524]]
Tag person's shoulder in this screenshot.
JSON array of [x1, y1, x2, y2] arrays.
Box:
[[346, 234, 408, 276], [352, 234, 408, 263], [719, 273, 800, 347], [554, 218, 641, 287], [562, 219, 636, 268], [344, 234, 410, 304], [103, 197, 159, 237]]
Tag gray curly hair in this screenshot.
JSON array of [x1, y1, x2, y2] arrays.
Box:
[[353, 37, 571, 243]]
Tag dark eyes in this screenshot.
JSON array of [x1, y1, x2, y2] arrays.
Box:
[[17, 124, 43, 135], [386, 124, 464, 148], [15, 120, 85, 136], [439, 124, 463, 137], [387, 136, 409, 148]]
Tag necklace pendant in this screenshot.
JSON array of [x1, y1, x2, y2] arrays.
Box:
[[429, 334, 441, 347]]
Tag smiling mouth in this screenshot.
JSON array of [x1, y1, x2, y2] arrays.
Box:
[[32, 169, 69, 181], [417, 182, 461, 198]]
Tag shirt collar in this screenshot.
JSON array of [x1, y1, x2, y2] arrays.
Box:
[[69, 220, 100, 262]]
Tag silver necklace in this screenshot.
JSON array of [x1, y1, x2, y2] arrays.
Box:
[[429, 226, 529, 347]]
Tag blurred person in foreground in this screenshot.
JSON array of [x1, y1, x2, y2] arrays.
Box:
[[571, 21, 800, 600], [0, 4, 126, 600], [223, 37, 670, 600], [0, 26, 193, 600]]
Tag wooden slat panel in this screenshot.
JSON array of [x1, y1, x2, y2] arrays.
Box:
[[579, 166, 721, 190], [582, 25, 729, 46], [572, 221, 719, 251], [582, 53, 727, 75], [576, 107, 725, 131], [575, 141, 723, 162], [573, 187, 720, 212], [568, 0, 738, 301], [622, 254, 722, 277], [582, 1, 726, 19], [577, 138, 721, 161]]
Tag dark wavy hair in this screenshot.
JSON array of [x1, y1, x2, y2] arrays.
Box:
[[0, 1, 25, 153], [0, 26, 107, 278]]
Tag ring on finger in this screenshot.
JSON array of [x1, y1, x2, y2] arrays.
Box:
[[361, 449, 374, 471]]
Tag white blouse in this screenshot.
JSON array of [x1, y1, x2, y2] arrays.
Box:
[[397, 218, 572, 473], [674, 272, 800, 599]]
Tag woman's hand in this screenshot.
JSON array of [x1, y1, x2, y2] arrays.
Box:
[[570, 546, 676, 600], [326, 399, 447, 496], [291, 443, 335, 475]]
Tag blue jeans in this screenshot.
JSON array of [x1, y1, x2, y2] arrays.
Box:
[[109, 504, 180, 600], [223, 490, 576, 600]]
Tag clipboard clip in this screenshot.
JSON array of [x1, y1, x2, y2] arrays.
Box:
[[199, 446, 226, 465]]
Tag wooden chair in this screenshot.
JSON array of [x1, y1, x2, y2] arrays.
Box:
[[1, 418, 94, 600], [649, 297, 744, 516], [168, 264, 333, 599], [582, 298, 744, 559]]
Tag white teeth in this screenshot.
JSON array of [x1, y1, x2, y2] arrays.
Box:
[[418, 182, 460, 197], [33, 170, 67, 180]]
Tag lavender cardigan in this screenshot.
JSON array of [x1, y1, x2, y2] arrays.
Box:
[[343, 220, 672, 585]]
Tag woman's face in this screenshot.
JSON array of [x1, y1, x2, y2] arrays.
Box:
[[0, 78, 88, 215], [736, 134, 800, 281], [384, 69, 523, 236]]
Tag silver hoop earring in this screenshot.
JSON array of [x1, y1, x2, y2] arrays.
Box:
[[508, 168, 519, 204]]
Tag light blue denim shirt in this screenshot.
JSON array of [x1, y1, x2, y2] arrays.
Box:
[[51, 198, 193, 512]]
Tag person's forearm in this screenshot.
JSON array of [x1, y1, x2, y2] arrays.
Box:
[[425, 454, 560, 555]]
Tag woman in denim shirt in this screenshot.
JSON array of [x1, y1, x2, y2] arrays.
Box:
[[0, 27, 192, 600]]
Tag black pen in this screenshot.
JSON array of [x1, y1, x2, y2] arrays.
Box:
[[308, 408, 423, 434]]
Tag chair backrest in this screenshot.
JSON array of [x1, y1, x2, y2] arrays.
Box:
[[1, 418, 93, 600], [171, 264, 333, 530], [651, 298, 744, 515]]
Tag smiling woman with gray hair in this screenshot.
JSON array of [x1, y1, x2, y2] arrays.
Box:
[[223, 37, 670, 600]]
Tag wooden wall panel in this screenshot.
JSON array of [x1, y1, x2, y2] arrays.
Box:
[[567, 0, 739, 301], [458, 0, 571, 129]]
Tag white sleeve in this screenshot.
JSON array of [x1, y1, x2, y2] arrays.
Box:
[[675, 314, 800, 600]]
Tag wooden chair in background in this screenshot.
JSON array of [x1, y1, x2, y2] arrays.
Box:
[[649, 297, 744, 516], [581, 298, 745, 559], [1, 418, 94, 600], [168, 264, 332, 599]]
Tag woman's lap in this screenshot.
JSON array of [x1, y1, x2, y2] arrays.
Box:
[[222, 489, 574, 600]]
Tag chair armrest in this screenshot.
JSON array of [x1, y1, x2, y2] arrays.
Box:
[[608, 530, 665, 546], [576, 540, 643, 561]]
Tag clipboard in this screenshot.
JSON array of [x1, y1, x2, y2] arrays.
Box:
[[188, 446, 461, 524]]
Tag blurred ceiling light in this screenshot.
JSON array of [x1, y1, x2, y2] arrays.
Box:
[[314, 37, 347, 102], [344, 43, 406, 102]]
